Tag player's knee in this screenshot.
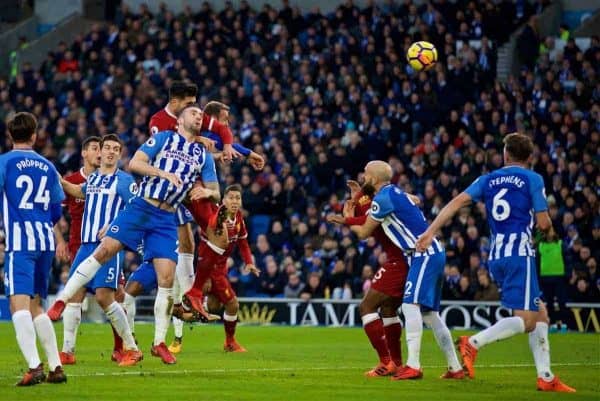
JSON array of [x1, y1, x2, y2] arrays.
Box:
[[522, 316, 537, 332], [226, 298, 239, 314]]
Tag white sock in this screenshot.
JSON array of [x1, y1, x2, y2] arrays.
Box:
[[223, 313, 238, 322], [423, 311, 462, 372], [402, 303, 423, 369], [382, 316, 401, 327], [529, 322, 554, 381], [173, 316, 184, 338], [105, 302, 138, 350], [361, 312, 380, 326], [176, 253, 195, 295], [154, 287, 173, 346], [12, 310, 41, 369], [33, 313, 61, 371], [62, 303, 82, 353], [470, 316, 525, 349], [60, 256, 101, 301], [123, 293, 136, 334]]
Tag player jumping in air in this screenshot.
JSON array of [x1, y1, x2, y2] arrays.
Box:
[[1, 112, 68, 385], [59, 134, 142, 367], [48, 104, 210, 365], [416, 133, 576, 392], [183, 184, 261, 352], [327, 180, 409, 377], [350, 161, 464, 380]]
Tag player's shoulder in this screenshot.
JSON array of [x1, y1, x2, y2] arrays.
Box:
[[115, 169, 134, 180]]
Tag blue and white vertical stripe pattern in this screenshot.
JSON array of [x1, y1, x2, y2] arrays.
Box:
[[138, 133, 205, 208], [81, 173, 124, 243], [2, 193, 56, 252], [488, 232, 535, 261], [380, 214, 443, 257]]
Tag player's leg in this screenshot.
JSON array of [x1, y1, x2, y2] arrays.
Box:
[[380, 298, 403, 368], [7, 251, 45, 386], [109, 272, 127, 360], [422, 310, 463, 378], [151, 257, 177, 364], [31, 251, 66, 384], [359, 287, 394, 376], [123, 261, 158, 337], [214, 272, 245, 352], [182, 247, 220, 322]]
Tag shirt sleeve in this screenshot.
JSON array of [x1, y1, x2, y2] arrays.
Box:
[[138, 131, 167, 160], [49, 165, 66, 203], [201, 152, 218, 183], [369, 190, 394, 222], [201, 115, 233, 144], [464, 176, 485, 202], [529, 173, 548, 213], [117, 173, 138, 203], [148, 116, 160, 136]]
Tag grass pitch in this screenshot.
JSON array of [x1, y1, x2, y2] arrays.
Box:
[[0, 322, 598, 400]]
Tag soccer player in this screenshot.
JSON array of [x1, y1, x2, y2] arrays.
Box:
[[350, 161, 463, 380], [58, 134, 142, 367], [61, 136, 125, 363], [48, 104, 210, 365], [183, 184, 261, 352], [416, 133, 576, 392], [327, 180, 409, 377], [1, 112, 67, 385]]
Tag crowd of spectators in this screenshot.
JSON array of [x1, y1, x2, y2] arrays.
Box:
[[0, 1, 598, 311]]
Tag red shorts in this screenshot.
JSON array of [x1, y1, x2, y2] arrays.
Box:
[[371, 259, 408, 298], [195, 245, 235, 304]]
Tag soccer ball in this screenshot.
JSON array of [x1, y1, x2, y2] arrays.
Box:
[[406, 41, 438, 71]]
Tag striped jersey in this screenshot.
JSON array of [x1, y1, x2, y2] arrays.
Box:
[[81, 169, 137, 243], [465, 165, 547, 261], [0, 150, 65, 251], [370, 184, 443, 256], [137, 131, 206, 207]]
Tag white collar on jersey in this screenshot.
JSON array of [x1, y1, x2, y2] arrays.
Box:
[[164, 105, 177, 119]]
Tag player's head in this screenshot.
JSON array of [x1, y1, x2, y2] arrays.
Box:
[[503, 133, 533, 164], [363, 160, 393, 193], [203, 101, 230, 124], [177, 103, 203, 135], [82, 136, 101, 168], [223, 184, 242, 214], [100, 134, 123, 168], [169, 81, 198, 114], [7, 112, 37, 145]]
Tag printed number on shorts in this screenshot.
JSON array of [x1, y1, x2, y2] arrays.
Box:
[[373, 267, 386, 282], [107, 267, 115, 282], [403, 281, 413, 298]]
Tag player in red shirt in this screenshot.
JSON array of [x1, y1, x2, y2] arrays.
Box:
[[62, 136, 101, 262], [327, 180, 411, 377], [183, 184, 260, 352]]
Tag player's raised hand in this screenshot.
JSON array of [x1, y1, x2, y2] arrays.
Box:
[[221, 144, 241, 162], [161, 171, 183, 188], [55, 241, 70, 263], [347, 180, 361, 198], [248, 152, 265, 170], [415, 231, 433, 252], [189, 186, 213, 200], [326, 214, 345, 225], [196, 136, 217, 152], [342, 200, 356, 218], [244, 264, 261, 277]]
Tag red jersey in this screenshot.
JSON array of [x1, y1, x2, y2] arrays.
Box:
[[63, 168, 87, 259], [148, 106, 233, 144], [347, 191, 406, 263], [189, 200, 252, 265]]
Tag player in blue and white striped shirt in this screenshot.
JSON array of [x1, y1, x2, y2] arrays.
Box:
[[350, 161, 463, 380], [0, 112, 67, 385], [49, 104, 208, 364], [58, 134, 141, 367], [417, 133, 575, 392]]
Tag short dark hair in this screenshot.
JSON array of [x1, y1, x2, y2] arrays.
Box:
[[7, 112, 37, 143], [100, 134, 123, 150], [82, 136, 101, 150], [503, 133, 533, 163], [224, 184, 242, 196], [203, 101, 230, 118], [169, 81, 198, 100], [177, 103, 202, 117]]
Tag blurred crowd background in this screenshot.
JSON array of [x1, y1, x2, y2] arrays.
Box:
[[0, 1, 598, 321]]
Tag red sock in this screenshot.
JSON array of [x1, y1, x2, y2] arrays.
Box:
[[224, 319, 237, 343], [364, 319, 391, 364], [384, 322, 403, 366], [111, 323, 123, 351]]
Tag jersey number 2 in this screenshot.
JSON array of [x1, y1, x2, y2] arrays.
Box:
[[492, 188, 510, 221], [16, 175, 50, 210]]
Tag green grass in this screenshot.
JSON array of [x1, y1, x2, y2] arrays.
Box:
[[0, 322, 598, 400]]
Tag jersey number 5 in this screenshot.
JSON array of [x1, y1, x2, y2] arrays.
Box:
[[16, 175, 50, 210], [492, 188, 510, 221]]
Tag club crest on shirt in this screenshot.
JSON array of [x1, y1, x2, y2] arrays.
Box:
[[192, 145, 202, 157], [129, 182, 138, 194], [358, 195, 370, 206]]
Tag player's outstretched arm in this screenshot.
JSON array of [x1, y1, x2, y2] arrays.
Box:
[[60, 177, 85, 199], [53, 224, 69, 262], [129, 150, 182, 187], [416, 192, 472, 252], [350, 215, 381, 239]]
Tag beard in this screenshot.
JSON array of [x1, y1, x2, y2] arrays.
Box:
[[361, 182, 376, 197]]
